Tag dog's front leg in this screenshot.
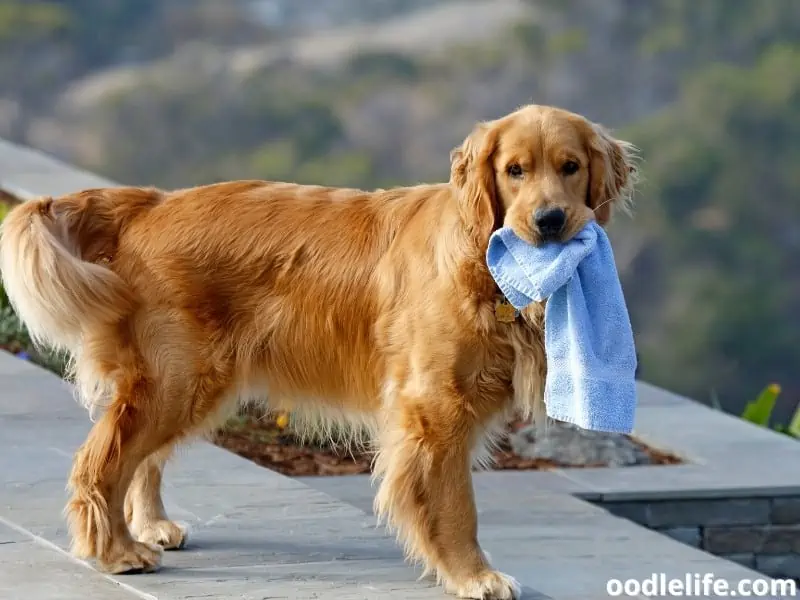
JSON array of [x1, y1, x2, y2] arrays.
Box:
[[372, 391, 520, 600]]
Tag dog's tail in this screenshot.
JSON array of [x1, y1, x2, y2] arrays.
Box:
[[0, 188, 158, 352]]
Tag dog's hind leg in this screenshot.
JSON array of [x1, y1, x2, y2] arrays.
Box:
[[67, 358, 229, 574], [66, 382, 171, 574]]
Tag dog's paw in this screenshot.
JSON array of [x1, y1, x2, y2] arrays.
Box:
[[96, 540, 163, 575], [134, 520, 188, 550], [447, 569, 521, 599]]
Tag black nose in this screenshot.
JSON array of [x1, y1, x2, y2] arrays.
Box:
[[534, 207, 566, 239]]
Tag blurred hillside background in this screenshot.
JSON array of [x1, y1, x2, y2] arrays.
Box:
[[1, 0, 798, 422]]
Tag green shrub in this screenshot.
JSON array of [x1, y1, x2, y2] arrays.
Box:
[[0, 292, 66, 375]]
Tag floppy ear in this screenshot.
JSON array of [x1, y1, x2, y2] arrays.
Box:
[[450, 122, 501, 243], [586, 123, 638, 225]]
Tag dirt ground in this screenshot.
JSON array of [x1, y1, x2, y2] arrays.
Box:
[[213, 412, 682, 477]]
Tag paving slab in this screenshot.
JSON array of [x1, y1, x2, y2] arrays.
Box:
[[555, 462, 800, 501], [633, 399, 800, 461], [0, 521, 144, 600], [295, 469, 599, 517]]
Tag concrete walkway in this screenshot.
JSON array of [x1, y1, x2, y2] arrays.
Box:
[[0, 352, 783, 600]]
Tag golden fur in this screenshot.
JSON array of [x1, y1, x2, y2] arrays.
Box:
[[0, 105, 637, 599]]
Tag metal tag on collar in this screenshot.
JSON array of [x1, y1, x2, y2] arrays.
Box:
[[495, 298, 518, 322]]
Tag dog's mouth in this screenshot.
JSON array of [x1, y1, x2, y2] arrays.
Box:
[[553, 214, 596, 245], [528, 220, 586, 247]]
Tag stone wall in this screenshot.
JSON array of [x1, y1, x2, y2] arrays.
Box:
[[600, 496, 800, 581]]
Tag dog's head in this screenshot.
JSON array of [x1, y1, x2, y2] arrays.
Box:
[[450, 104, 638, 245]]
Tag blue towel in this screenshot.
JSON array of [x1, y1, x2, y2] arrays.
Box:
[[486, 220, 637, 433]]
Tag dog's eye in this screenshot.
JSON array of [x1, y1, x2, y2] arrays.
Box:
[[506, 164, 523, 178], [562, 161, 579, 176]]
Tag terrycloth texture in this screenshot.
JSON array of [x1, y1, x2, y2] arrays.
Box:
[[486, 220, 637, 433]]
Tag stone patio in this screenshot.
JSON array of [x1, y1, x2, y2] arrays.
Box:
[[1, 138, 799, 599]]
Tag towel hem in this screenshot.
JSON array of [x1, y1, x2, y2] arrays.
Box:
[[544, 408, 636, 434], [544, 372, 637, 434]]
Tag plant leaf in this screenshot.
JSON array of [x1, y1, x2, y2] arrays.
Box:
[[740, 383, 781, 427], [787, 402, 800, 439]]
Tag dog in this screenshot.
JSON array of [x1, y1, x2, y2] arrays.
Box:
[[0, 104, 637, 599]]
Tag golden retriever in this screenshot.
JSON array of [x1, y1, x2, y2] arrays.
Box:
[[0, 104, 637, 599]]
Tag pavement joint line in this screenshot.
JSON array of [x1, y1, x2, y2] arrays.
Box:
[[47, 446, 74, 459], [0, 513, 158, 600]]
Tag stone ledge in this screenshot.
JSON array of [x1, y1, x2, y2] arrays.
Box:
[[721, 553, 757, 569], [0, 138, 118, 200], [705, 525, 800, 555], [557, 462, 800, 502], [757, 554, 800, 581], [621, 498, 771, 528], [773, 497, 800, 525], [658, 526, 701, 547]]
